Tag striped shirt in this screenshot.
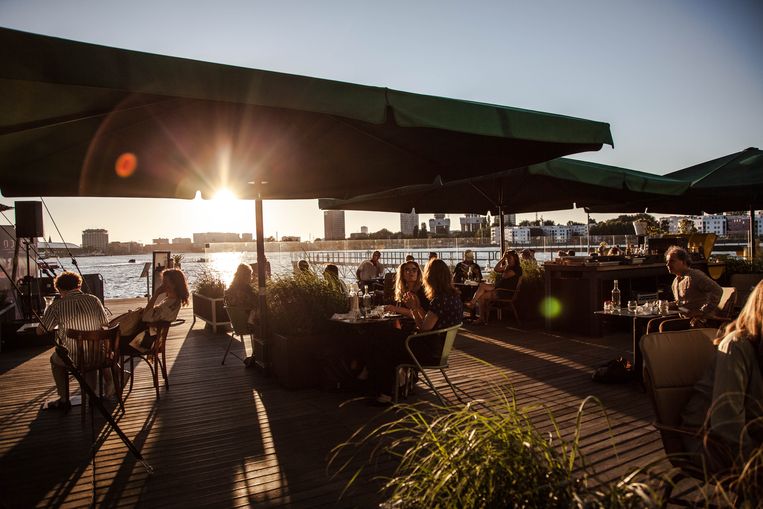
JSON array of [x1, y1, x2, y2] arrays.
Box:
[[40, 290, 108, 350]]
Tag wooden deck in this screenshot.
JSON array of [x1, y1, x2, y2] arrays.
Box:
[[0, 299, 670, 508]]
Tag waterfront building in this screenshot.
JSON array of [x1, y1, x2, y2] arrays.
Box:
[[360, 226, 368, 234], [323, 210, 346, 240], [153, 238, 170, 245], [400, 209, 418, 236], [429, 214, 450, 234], [281, 235, 301, 242], [193, 232, 242, 246], [82, 228, 108, 252], [725, 212, 763, 235], [702, 215, 726, 236], [459, 213, 484, 233], [241, 233, 253, 242]]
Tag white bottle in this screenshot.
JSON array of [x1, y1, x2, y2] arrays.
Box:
[[363, 288, 373, 313], [611, 280, 621, 310], [350, 287, 360, 317]]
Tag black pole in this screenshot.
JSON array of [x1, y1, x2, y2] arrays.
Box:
[[254, 196, 268, 371], [498, 206, 506, 254], [750, 207, 756, 260]]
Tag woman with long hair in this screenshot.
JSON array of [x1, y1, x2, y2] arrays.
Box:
[[384, 260, 428, 318], [467, 250, 522, 324], [370, 259, 463, 404], [681, 281, 763, 472], [225, 263, 257, 309]]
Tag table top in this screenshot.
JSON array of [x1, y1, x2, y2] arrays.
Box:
[[330, 313, 403, 325], [594, 309, 679, 319]]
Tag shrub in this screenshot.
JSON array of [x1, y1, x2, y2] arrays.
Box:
[[267, 273, 348, 336], [192, 268, 225, 298]]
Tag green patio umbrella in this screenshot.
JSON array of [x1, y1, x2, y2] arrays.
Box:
[[586, 147, 762, 257], [320, 158, 688, 248]]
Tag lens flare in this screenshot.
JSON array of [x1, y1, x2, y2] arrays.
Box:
[[115, 152, 137, 178], [540, 297, 562, 319]]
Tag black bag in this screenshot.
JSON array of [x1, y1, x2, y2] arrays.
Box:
[[592, 357, 634, 384]]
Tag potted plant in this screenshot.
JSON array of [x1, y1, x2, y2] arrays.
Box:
[[191, 269, 229, 333], [267, 273, 348, 389]]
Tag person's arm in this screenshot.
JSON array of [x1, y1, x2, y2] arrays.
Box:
[[36, 305, 57, 335], [697, 273, 723, 316]]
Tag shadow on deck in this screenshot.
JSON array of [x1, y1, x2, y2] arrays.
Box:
[[0, 300, 666, 507]]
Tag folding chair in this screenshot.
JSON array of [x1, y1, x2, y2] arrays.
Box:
[[394, 323, 463, 404]]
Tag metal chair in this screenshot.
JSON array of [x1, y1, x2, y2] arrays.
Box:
[[394, 323, 463, 404], [120, 321, 172, 400], [640, 328, 722, 506], [485, 276, 523, 326], [223, 305, 253, 365], [65, 325, 124, 423]]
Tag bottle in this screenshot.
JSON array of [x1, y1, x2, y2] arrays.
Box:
[[350, 287, 359, 318], [611, 280, 621, 310]]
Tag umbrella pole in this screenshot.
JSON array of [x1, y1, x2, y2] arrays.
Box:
[[750, 207, 756, 260], [254, 196, 269, 372], [498, 206, 506, 254]]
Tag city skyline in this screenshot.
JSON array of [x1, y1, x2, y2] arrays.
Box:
[[1, 1, 761, 244]]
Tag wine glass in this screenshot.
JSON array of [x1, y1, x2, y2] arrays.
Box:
[[627, 300, 638, 313]]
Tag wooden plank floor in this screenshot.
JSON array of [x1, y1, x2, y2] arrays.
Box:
[[0, 299, 671, 508]]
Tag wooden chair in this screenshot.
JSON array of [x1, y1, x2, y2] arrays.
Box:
[[120, 321, 172, 400], [485, 276, 523, 326], [640, 328, 721, 506], [394, 323, 464, 405], [65, 325, 123, 423], [223, 306, 253, 365]]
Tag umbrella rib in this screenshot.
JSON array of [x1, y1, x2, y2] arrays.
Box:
[[469, 181, 500, 212]]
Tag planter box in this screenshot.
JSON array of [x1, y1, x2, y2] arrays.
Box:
[[192, 293, 230, 333], [271, 333, 322, 390], [517, 281, 544, 322]]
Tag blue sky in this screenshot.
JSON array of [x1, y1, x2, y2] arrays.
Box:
[[1, 0, 761, 243]]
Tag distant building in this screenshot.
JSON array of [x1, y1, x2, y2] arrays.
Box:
[[400, 209, 419, 236], [459, 213, 484, 233], [281, 235, 301, 242], [82, 229, 108, 252], [725, 212, 763, 235], [323, 210, 346, 240], [702, 215, 726, 236], [172, 237, 192, 244], [241, 233, 253, 242], [569, 224, 588, 236], [153, 238, 170, 245], [360, 226, 368, 234], [429, 214, 450, 234], [193, 232, 241, 246], [499, 226, 531, 244], [108, 241, 143, 255]]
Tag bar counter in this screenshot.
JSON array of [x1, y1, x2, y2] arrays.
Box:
[[544, 262, 676, 336]]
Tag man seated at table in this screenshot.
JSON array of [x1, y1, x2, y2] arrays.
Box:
[[37, 271, 109, 411], [647, 245, 723, 333], [356, 250, 385, 290], [453, 250, 482, 284]]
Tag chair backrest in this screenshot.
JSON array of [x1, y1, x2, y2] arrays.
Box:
[[144, 321, 172, 355], [495, 276, 523, 302], [407, 323, 462, 368], [717, 287, 737, 318], [383, 272, 396, 304], [640, 328, 717, 429], [66, 325, 120, 371], [225, 306, 252, 335]]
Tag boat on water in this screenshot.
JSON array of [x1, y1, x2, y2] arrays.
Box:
[[128, 259, 136, 263]]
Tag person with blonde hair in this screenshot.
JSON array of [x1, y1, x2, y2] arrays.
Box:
[[384, 260, 428, 319], [680, 281, 763, 472]]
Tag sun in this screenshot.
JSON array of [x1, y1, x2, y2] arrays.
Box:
[[212, 188, 237, 201], [188, 188, 253, 234]]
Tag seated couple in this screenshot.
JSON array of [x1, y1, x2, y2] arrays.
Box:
[[116, 268, 189, 353], [366, 259, 463, 405], [465, 250, 522, 325]]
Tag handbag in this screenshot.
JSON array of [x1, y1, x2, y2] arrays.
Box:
[[110, 307, 145, 336], [128, 331, 155, 353]]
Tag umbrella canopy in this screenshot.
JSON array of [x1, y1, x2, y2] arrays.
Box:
[[0, 28, 614, 201], [319, 158, 688, 214], [585, 147, 763, 215]]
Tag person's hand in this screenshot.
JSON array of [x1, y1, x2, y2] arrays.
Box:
[[401, 291, 420, 309]]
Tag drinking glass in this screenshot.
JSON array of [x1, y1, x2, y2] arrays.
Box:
[[627, 300, 638, 313], [603, 301, 613, 313], [43, 295, 55, 312]]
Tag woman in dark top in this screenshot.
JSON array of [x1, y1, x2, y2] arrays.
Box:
[[467, 250, 522, 325], [225, 264, 257, 310], [370, 259, 463, 404]]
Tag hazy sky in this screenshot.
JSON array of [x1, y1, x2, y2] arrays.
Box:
[[1, 0, 761, 244]]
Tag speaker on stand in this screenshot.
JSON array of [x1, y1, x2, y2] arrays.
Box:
[[14, 201, 44, 321]]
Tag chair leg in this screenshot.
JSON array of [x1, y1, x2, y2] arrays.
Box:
[[148, 358, 160, 400], [510, 303, 521, 327], [417, 368, 447, 406], [222, 334, 235, 365], [160, 351, 169, 389], [111, 365, 125, 413], [440, 369, 465, 404], [129, 357, 135, 392]]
